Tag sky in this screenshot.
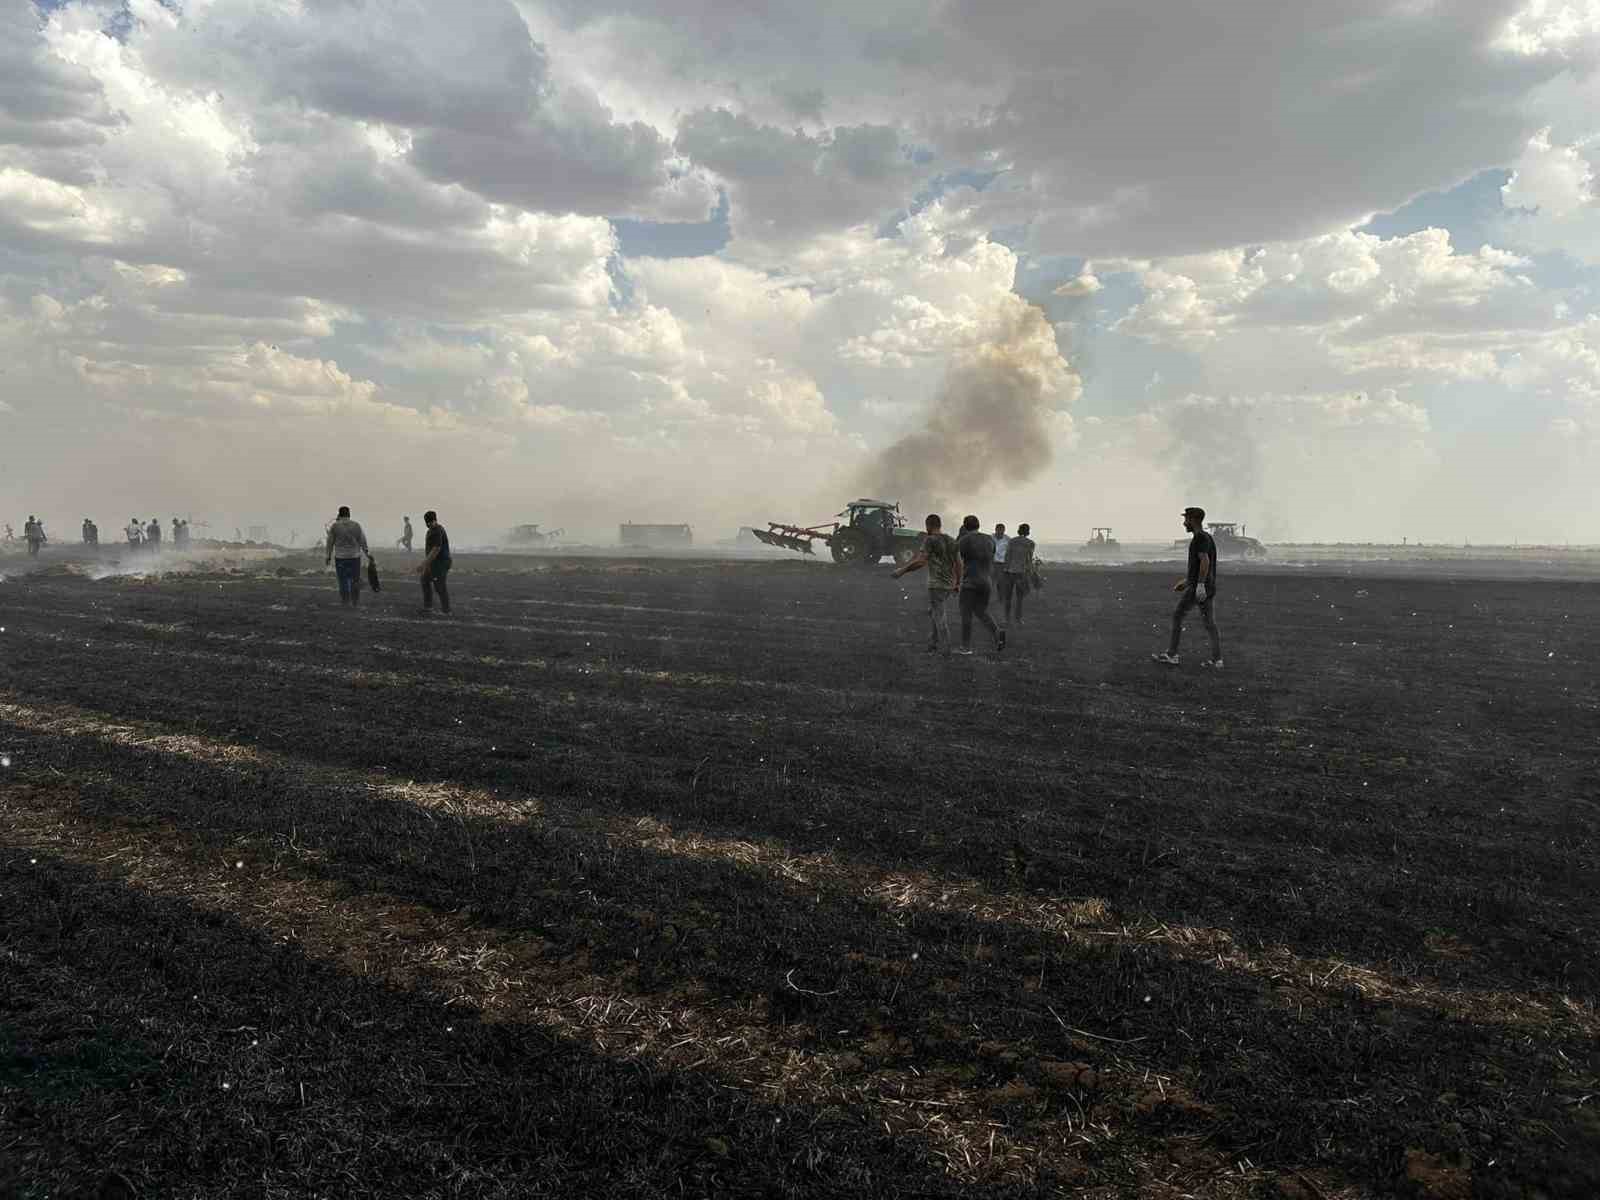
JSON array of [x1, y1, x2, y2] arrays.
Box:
[[4, 0, 1600, 545]]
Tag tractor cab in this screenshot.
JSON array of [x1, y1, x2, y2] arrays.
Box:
[[843, 499, 904, 536]]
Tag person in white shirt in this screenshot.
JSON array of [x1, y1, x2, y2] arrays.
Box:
[[991, 522, 1010, 589], [324, 505, 371, 607]]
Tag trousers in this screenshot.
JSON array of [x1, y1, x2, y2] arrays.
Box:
[[926, 588, 952, 650], [960, 582, 1000, 647], [1170, 590, 1221, 659], [422, 564, 451, 613], [335, 557, 363, 605]]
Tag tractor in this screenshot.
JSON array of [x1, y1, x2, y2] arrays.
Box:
[[751, 499, 924, 566], [1084, 526, 1121, 553], [1172, 521, 1267, 559]]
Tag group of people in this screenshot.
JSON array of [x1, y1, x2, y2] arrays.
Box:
[[895, 506, 1224, 667], [325, 506, 453, 614], [118, 517, 192, 552], [893, 517, 1038, 655]]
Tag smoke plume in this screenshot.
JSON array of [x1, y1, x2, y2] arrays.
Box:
[[864, 300, 1078, 512]]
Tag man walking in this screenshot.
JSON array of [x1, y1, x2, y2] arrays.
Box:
[[324, 505, 371, 607], [992, 522, 1010, 590], [400, 515, 414, 553], [146, 518, 162, 555], [1003, 522, 1036, 625], [24, 516, 45, 557], [126, 518, 143, 549], [82, 518, 97, 546], [1153, 506, 1223, 669], [892, 513, 961, 654], [955, 515, 1005, 656], [418, 510, 452, 615]]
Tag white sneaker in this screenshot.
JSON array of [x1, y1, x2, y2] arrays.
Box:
[[1150, 652, 1180, 666], [1201, 658, 1224, 670], [954, 646, 975, 656]]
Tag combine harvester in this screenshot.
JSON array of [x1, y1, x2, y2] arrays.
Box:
[[752, 498, 924, 566]]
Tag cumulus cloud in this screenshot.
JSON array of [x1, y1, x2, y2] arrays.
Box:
[[5, 0, 1600, 545]]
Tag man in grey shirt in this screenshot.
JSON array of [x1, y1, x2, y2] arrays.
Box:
[[1002, 523, 1036, 625], [324, 505, 371, 607]]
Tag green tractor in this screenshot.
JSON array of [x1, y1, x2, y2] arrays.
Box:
[[751, 499, 924, 567]]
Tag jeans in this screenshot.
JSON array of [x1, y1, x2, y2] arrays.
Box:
[[999, 572, 1026, 622], [926, 588, 952, 651], [960, 582, 1000, 648], [334, 557, 363, 605], [422, 563, 451, 613], [1170, 590, 1221, 659]]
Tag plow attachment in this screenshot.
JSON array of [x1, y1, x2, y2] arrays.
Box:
[[751, 522, 832, 554]]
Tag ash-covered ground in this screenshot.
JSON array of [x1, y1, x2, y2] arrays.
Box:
[[1, 552, 1596, 1198]]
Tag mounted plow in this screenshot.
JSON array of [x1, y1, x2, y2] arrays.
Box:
[[750, 522, 831, 555]]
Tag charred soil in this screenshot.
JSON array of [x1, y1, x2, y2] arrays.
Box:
[[1, 555, 1596, 1198]]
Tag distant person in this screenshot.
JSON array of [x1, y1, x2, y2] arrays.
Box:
[[892, 513, 960, 655], [82, 518, 98, 546], [1153, 506, 1222, 669], [324, 505, 370, 608], [992, 522, 1010, 588], [1003, 523, 1036, 625], [24, 516, 45, 557], [171, 517, 182, 549], [399, 515, 414, 552], [126, 518, 143, 548], [955, 515, 1004, 656], [146, 518, 161, 554], [418, 510, 452, 615], [179, 519, 191, 550]]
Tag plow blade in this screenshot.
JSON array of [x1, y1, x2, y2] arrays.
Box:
[[752, 525, 821, 554]]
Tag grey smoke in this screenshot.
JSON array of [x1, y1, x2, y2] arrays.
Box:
[[865, 303, 1075, 511]]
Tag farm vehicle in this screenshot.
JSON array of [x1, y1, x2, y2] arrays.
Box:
[[751, 499, 924, 566]]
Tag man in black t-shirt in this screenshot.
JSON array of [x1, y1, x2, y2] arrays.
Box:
[[954, 515, 1005, 655], [418, 509, 452, 615], [1153, 506, 1222, 668]]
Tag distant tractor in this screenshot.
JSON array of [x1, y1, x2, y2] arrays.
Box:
[[751, 499, 924, 566], [1208, 521, 1268, 559], [1084, 527, 1121, 553], [506, 524, 563, 547]]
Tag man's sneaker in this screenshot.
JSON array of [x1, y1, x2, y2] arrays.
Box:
[[954, 646, 975, 656], [1200, 658, 1224, 670], [1151, 652, 1180, 665], [996, 629, 1007, 653]]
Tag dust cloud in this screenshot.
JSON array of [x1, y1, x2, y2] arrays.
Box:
[[863, 302, 1078, 513]]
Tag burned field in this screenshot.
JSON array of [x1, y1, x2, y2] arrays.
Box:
[[1, 555, 1597, 1198]]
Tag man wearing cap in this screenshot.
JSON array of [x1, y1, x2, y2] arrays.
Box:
[[1152, 506, 1222, 669], [324, 505, 371, 607]]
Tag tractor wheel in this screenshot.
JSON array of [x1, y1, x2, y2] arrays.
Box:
[[829, 528, 872, 566], [892, 543, 918, 568]]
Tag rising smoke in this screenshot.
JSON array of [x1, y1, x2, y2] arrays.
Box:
[[865, 301, 1079, 511]]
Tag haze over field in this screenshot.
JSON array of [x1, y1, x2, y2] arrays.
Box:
[[4, 0, 1600, 544]]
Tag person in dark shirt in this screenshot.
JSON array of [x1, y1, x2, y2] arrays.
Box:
[[418, 509, 452, 615], [955, 515, 1005, 656], [1153, 506, 1222, 668]]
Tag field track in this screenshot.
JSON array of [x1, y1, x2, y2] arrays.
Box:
[[2, 553, 1597, 1198]]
